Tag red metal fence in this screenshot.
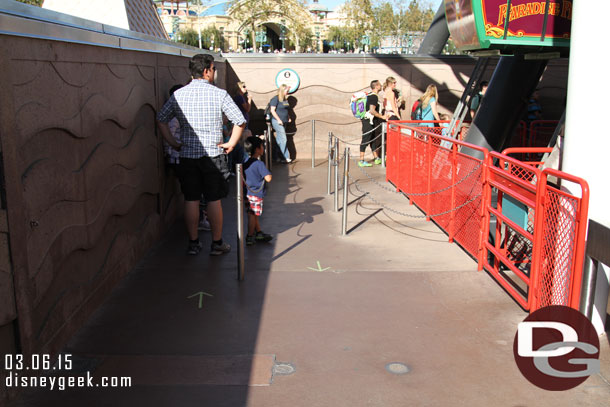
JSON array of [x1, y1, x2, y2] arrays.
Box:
[[386, 121, 589, 313]]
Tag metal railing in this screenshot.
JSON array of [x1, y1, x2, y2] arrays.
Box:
[[382, 121, 590, 313]]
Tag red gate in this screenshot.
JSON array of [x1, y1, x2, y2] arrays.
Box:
[[386, 121, 589, 312]]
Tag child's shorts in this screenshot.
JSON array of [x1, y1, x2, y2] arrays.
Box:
[[246, 195, 263, 216]]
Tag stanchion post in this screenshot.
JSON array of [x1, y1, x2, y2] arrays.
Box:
[[266, 124, 273, 172], [263, 130, 269, 169], [342, 147, 350, 236], [327, 132, 333, 195], [381, 122, 386, 168], [311, 119, 316, 168], [334, 136, 339, 212], [236, 163, 245, 281]]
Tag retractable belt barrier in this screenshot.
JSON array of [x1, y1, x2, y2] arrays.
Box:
[[385, 120, 589, 313]]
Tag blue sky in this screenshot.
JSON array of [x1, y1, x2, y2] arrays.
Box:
[[315, 0, 345, 10]]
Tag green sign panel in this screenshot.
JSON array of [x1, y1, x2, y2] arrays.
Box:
[[255, 31, 267, 42]]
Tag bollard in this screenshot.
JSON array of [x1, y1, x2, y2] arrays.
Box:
[[327, 132, 333, 195], [381, 122, 386, 168], [334, 136, 339, 212], [311, 119, 316, 168], [236, 163, 245, 281], [342, 147, 350, 236]]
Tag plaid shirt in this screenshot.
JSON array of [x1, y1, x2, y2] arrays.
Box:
[[157, 79, 245, 158]]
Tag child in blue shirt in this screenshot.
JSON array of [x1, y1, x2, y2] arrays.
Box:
[[243, 136, 273, 245]]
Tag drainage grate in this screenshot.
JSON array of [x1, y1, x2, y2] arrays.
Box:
[[385, 362, 410, 375], [273, 362, 296, 376]]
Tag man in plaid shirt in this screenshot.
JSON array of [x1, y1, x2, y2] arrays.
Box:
[[157, 54, 246, 256]]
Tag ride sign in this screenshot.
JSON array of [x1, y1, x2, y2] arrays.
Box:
[[445, 0, 572, 52]]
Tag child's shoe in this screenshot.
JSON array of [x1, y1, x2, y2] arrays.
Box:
[[358, 160, 372, 167], [255, 231, 273, 242], [374, 157, 382, 165], [198, 218, 211, 231], [246, 235, 256, 246]]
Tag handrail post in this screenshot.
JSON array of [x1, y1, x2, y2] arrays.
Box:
[[478, 153, 491, 271], [409, 129, 415, 204], [327, 132, 333, 195], [342, 147, 350, 236], [528, 169, 548, 311], [334, 137, 340, 211], [236, 163, 245, 281], [449, 143, 457, 243], [311, 119, 316, 168], [381, 122, 386, 168], [426, 133, 432, 221]]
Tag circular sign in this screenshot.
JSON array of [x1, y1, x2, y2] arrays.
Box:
[[513, 305, 600, 391], [275, 68, 300, 94]]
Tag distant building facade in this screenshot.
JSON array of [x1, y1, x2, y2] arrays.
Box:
[[154, 0, 342, 52]]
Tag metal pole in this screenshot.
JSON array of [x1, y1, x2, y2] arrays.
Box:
[[236, 163, 245, 281], [263, 130, 269, 169], [579, 256, 598, 320], [327, 132, 333, 195], [311, 119, 316, 168], [342, 147, 350, 236], [334, 137, 339, 212], [266, 123, 273, 172], [381, 122, 387, 168]]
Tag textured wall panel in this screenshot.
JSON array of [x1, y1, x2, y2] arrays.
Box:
[[226, 56, 568, 159], [0, 36, 191, 356]]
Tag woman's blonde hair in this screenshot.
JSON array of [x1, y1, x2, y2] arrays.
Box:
[[383, 76, 397, 91], [277, 84, 289, 102], [420, 84, 439, 109]]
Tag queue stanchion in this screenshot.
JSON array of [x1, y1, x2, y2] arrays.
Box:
[[342, 147, 350, 236], [263, 130, 269, 169], [334, 136, 339, 212], [311, 119, 316, 168], [236, 163, 245, 281], [266, 123, 273, 172], [327, 132, 333, 195], [382, 122, 387, 168]]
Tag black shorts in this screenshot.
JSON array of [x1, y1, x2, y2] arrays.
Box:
[[177, 155, 230, 202]]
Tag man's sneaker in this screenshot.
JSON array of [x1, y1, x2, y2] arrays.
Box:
[[358, 160, 372, 167], [198, 218, 211, 231], [187, 240, 202, 255], [255, 231, 273, 242], [374, 157, 382, 165], [210, 241, 231, 256], [246, 235, 256, 246]]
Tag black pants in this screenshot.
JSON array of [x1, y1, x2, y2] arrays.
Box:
[[361, 119, 381, 154]]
